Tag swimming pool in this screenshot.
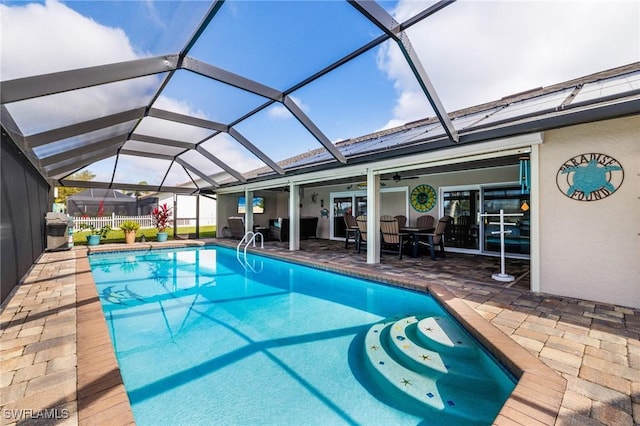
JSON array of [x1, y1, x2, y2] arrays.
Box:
[[89, 246, 515, 425]]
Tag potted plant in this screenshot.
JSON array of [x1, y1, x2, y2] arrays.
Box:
[[79, 223, 111, 246], [152, 203, 172, 242], [120, 220, 140, 244]]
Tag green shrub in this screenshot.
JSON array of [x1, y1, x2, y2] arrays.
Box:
[[120, 220, 140, 232]]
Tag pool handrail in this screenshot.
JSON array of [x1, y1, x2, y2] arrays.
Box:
[[237, 231, 264, 273]]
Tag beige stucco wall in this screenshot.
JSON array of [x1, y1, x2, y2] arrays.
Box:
[[538, 115, 639, 309]]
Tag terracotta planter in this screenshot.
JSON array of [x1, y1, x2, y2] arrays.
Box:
[[125, 231, 136, 244]]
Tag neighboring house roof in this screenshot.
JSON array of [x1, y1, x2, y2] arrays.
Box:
[[66, 188, 137, 202]]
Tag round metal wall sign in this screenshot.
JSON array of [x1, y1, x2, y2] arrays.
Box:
[[556, 153, 624, 201], [411, 184, 437, 212]]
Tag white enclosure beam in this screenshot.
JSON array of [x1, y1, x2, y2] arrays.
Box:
[[175, 157, 219, 188], [59, 179, 195, 194], [39, 133, 129, 167], [119, 150, 175, 161], [350, 1, 458, 143], [228, 128, 285, 175], [148, 108, 228, 132], [130, 133, 196, 150], [397, 33, 458, 142], [283, 95, 347, 164], [26, 108, 146, 148], [1, 55, 179, 103], [46, 147, 117, 178], [196, 146, 246, 183], [182, 56, 283, 101]]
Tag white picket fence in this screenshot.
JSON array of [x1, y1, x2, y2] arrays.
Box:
[[71, 214, 210, 231], [72, 214, 152, 231]]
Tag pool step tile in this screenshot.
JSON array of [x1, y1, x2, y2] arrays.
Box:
[[387, 315, 496, 391], [364, 316, 505, 424], [415, 316, 479, 358]]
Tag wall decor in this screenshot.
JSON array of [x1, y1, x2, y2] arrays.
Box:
[[556, 153, 624, 201], [410, 184, 437, 212]]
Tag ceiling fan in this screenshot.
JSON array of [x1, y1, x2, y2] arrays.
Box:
[[346, 181, 386, 190], [384, 172, 420, 182]]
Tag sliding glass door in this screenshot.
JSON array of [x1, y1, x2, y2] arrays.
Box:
[[482, 186, 530, 255], [441, 184, 530, 256], [332, 196, 353, 239], [329, 188, 408, 241], [442, 189, 480, 250]]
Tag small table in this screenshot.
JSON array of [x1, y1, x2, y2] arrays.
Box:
[[400, 227, 434, 258], [253, 226, 269, 241]]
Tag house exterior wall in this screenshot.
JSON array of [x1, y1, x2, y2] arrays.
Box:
[[173, 194, 217, 226], [538, 115, 639, 309], [155, 193, 217, 226]]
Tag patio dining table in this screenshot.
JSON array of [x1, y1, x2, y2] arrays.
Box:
[[400, 226, 435, 258]]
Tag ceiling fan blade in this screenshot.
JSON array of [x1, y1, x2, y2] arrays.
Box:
[[381, 172, 421, 182]]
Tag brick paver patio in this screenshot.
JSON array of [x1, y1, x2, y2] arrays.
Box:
[[1, 239, 638, 425]]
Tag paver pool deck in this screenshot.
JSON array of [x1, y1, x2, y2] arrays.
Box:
[[1, 239, 638, 425]]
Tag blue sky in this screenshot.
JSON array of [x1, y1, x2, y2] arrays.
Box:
[[1, 0, 638, 185]]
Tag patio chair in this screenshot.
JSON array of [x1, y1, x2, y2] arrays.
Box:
[[394, 215, 407, 227], [416, 215, 451, 260], [380, 215, 411, 259], [227, 216, 246, 239], [356, 215, 367, 254], [454, 215, 475, 247], [416, 214, 435, 230], [343, 214, 358, 249]]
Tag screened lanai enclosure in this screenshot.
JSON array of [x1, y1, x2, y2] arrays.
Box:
[[3, 0, 464, 192], [2, 0, 638, 194], [1, 1, 639, 304]]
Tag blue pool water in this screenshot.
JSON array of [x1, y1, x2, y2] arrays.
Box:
[[89, 247, 515, 425]]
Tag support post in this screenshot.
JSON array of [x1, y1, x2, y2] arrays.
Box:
[[245, 189, 254, 235], [289, 183, 300, 251], [530, 144, 540, 293], [173, 193, 177, 240], [366, 170, 380, 264], [195, 194, 200, 239]]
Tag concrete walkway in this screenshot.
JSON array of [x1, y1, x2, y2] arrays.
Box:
[[0, 239, 637, 425]]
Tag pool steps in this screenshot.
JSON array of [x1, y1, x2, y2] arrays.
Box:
[[364, 315, 502, 425]]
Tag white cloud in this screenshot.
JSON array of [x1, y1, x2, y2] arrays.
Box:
[[200, 134, 264, 174], [267, 96, 310, 119], [267, 104, 291, 119], [1, 0, 266, 184], [378, 0, 640, 128], [2, 0, 158, 135], [0, 0, 140, 80], [153, 96, 209, 120]]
